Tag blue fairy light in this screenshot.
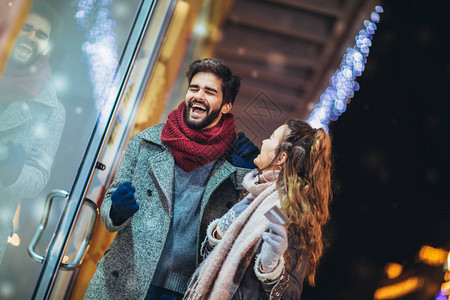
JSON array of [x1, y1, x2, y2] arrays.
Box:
[[375, 6, 384, 13], [307, 6, 383, 131], [435, 290, 447, 300], [371, 12, 380, 23]]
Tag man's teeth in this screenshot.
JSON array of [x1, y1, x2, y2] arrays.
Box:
[[192, 104, 206, 111], [18, 43, 33, 52], [18, 40, 34, 50]]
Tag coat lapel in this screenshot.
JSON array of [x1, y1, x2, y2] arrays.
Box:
[[0, 101, 31, 132], [200, 158, 236, 214], [149, 150, 174, 213]]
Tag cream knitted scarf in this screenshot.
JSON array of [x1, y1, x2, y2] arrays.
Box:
[[184, 170, 281, 300]]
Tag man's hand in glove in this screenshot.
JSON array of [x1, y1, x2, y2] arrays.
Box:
[[0, 144, 27, 187], [110, 182, 139, 226], [232, 132, 260, 169]]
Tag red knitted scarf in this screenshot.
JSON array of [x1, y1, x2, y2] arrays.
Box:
[[0, 54, 51, 102], [161, 102, 237, 172]]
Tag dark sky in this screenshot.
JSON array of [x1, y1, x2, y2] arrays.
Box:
[[302, 0, 449, 299]]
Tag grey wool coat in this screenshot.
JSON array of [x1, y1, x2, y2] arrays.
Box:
[[84, 123, 247, 300], [0, 82, 65, 263]]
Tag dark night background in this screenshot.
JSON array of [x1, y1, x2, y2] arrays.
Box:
[[302, 0, 449, 299]]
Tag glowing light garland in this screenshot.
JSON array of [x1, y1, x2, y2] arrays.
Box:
[[307, 6, 383, 131], [75, 0, 119, 111]]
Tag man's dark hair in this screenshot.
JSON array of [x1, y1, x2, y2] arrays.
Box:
[[30, 0, 61, 35], [186, 58, 241, 105]]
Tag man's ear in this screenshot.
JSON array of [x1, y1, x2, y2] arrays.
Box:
[[43, 42, 52, 56], [221, 102, 232, 114]]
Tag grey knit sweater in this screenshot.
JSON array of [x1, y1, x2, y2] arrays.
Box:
[[151, 161, 216, 294]]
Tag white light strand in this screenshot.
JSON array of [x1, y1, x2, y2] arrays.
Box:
[[75, 0, 119, 112], [307, 6, 384, 131]]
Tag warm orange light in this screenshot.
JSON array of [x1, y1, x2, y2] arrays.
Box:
[[13, 204, 20, 229], [7, 233, 20, 247], [441, 281, 450, 295], [445, 272, 450, 282], [447, 252, 450, 272], [374, 277, 424, 300], [385, 263, 403, 279], [418, 245, 448, 267]]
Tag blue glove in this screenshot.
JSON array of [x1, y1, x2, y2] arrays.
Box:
[[0, 144, 27, 187], [109, 182, 139, 226], [232, 132, 260, 169]]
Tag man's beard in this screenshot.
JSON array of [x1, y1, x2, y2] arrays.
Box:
[[184, 100, 222, 130], [9, 38, 41, 69]]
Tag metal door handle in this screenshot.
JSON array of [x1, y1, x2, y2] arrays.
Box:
[[28, 189, 69, 263], [60, 198, 98, 270]]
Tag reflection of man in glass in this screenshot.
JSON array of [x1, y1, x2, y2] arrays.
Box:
[[0, 2, 65, 263]]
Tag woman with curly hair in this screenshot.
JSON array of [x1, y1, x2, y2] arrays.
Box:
[[184, 119, 333, 300]]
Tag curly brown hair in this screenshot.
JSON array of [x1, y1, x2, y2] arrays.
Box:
[[271, 119, 332, 286]]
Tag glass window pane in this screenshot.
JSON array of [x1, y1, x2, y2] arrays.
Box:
[[0, 0, 141, 298]]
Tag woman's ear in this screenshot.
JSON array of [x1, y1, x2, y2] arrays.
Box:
[[276, 152, 287, 166]]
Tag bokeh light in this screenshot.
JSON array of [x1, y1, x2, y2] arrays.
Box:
[[307, 5, 383, 131], [75, 0, 119, 111]]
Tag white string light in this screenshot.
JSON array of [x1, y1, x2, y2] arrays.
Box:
[[307, 5, 384, 131], [75, 0, 119, 111]]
